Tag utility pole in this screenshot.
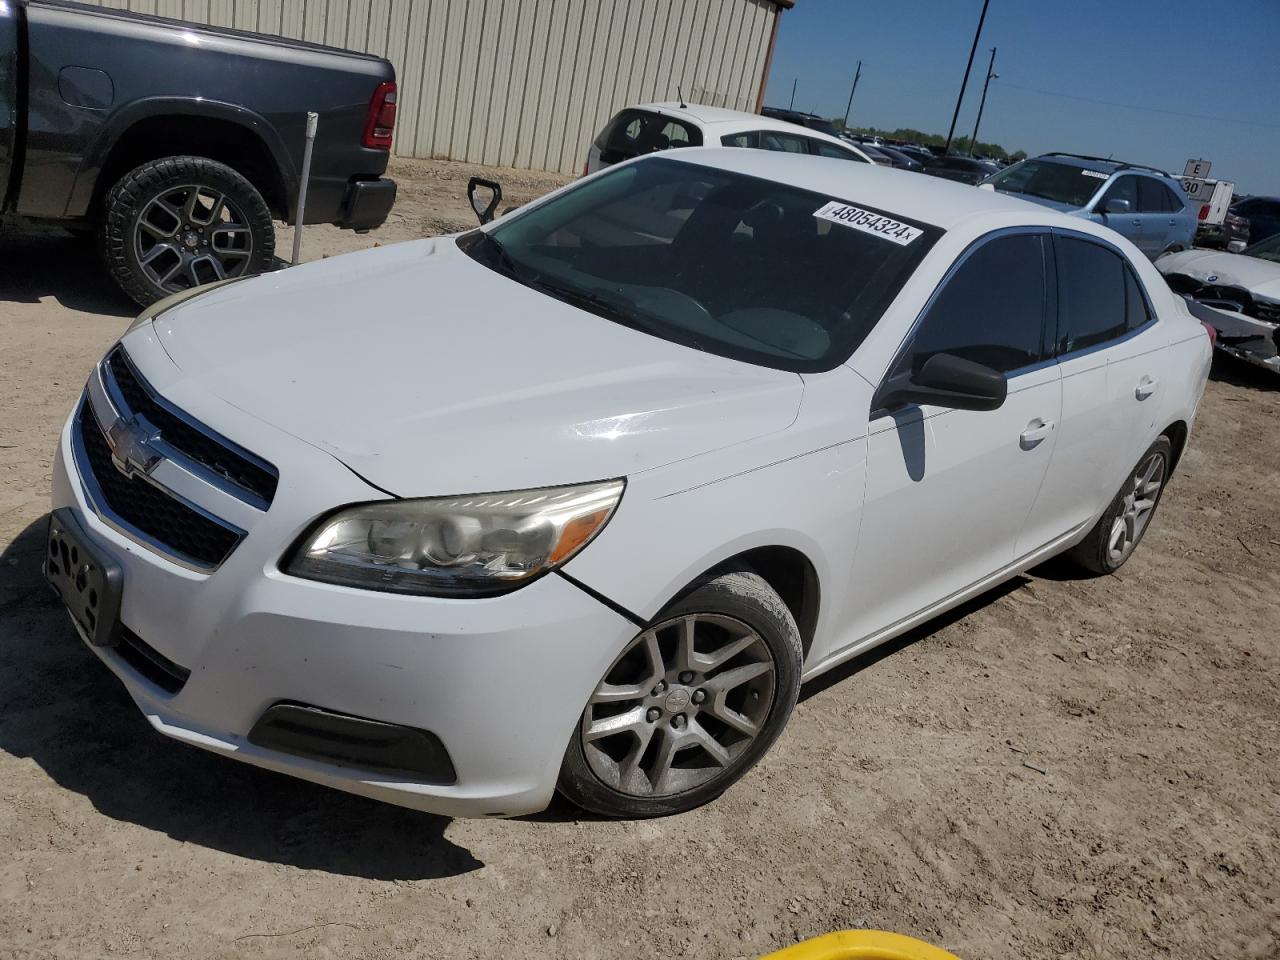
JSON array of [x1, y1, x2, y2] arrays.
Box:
[[842, 61, 862, 131], [943, 0, 991, 155], [789, 77, 797, 110], [968, 47, 998, 156]]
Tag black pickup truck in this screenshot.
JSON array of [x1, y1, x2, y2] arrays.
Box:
[[1, 0, 397, 304]]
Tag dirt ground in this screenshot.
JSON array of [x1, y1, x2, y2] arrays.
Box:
[[1, 157, 1277, 960]]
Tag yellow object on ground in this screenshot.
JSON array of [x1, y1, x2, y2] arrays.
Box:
[[761, 930, 960, 960]]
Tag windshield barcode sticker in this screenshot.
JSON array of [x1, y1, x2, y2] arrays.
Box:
[[813, 202, 922, 246], [1081, 170, 1109, 179]]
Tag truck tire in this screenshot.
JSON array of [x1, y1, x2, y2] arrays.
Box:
[[100, 156, 274, 306]]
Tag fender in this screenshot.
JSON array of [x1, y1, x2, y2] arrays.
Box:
[[66, 96, 298, 219]]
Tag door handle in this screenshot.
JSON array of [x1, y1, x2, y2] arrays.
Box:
[[1019, 418, 1054, 449], [1135, 376, 1159, 400], [1131, 218, 1141, 226]]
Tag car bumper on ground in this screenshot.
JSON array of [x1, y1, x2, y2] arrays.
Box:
[[49, 414, 637, 818], [338, 177, 397, 231]]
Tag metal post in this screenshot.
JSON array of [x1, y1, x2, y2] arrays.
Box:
[[842, 61, 862, 131], [943, 0, 991, 156], [788, 77, 797, 110], [291, 111, 318, 265], [968, 47, 997, 156]]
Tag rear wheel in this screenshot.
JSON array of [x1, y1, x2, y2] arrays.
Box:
[[1065, 436, 1172, 574], [100, 156, 274, 306], [558, 571, 802, 818]]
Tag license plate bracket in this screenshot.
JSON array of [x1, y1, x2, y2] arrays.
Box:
[[44, 508, 123, 647]]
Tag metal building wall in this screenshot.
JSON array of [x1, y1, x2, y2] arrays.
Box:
[[83, 0, 781, 174]]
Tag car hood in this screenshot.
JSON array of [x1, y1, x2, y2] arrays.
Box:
[[150, 239, 804, 496], [1156, 249, 1280, 300]]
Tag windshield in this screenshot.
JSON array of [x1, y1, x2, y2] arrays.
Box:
[[984, 158, 1108, 207], [460, 157, 941, 372], [1245, 233, 1280, 263]]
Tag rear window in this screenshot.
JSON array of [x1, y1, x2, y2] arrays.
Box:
[[986, 159, 1108, 207], [593, 110, 703, 165], [462, 157, 942, 372], [1055, 236, 1127, 353]]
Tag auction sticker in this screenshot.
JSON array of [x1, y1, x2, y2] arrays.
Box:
[[1080, 169, 1109, 179], [813, 202, 922, 246]]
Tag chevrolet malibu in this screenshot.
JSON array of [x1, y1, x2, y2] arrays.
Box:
[[47, 150, 1212, 819]]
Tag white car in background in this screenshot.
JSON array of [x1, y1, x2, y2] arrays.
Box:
[[584, 101, 875, 174], [48, 149, 1211, 820]]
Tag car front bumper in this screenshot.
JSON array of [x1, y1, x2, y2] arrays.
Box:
[[50, 406, 637, 818]]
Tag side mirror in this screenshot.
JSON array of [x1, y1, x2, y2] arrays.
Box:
[[1102, 197, 1132, 215], [878, 353, 1007, 412], [467, 177, 503, 225]]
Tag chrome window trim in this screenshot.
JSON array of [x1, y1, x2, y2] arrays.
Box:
[[72, 396, 246, 574], [102, 347, 277, 512]]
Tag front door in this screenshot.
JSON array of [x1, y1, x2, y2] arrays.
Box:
[[840, 231, 1061, 647]]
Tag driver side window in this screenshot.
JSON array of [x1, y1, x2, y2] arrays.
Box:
[[891, 232, 1049, 379]]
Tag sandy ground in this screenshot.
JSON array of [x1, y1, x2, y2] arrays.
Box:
[[1, 158, 1278, 960]]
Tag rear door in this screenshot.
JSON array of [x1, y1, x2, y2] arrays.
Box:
[[1026, 232, 1164, 544], [0, 1, 17, 207], [1136, 177, 1176, 255]]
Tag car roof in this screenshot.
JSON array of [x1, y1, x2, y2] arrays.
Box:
[[1031, 154, 1172, 180], [655, 147, 1085, 232], [635, 101, 866, 153]]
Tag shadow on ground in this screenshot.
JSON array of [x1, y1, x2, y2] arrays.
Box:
[[0, 516, 482, 880], [0, 227, 136, 317], [1209, 351, 1279, 390]]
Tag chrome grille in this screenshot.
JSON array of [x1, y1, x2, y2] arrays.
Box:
[[72, 345, 277, 571], [103, 348, 278, 507]]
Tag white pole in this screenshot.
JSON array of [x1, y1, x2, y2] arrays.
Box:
[[292, 112, 319, 265]]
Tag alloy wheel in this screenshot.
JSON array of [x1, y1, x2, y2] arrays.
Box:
[[581, 613, 776, 798], [1106, 452, 1166, 565], [133, 185, 255, 293]]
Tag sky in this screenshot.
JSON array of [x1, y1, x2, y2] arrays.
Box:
[[763, 0, 1280, 196]]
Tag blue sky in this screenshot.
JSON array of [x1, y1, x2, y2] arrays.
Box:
[[763, 0, 1280, 195]]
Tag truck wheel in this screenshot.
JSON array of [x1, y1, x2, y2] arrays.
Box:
[[101, 156, 274, 306]]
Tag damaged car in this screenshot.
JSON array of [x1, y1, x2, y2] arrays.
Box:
[[1159, 233, 1280, 375]]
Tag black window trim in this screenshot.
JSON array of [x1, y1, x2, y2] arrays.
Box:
[[871, 225, 1054, 419], [1048, 227, 1160, 363]]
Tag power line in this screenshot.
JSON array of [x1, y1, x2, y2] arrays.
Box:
[[999, 81, 1280, 130]]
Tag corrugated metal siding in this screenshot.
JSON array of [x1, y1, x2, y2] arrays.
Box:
[[81, 0, 779, 174]]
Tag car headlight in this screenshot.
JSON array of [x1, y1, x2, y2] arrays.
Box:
[[284, 479, 625, 596], [125, 277, 243, 333]]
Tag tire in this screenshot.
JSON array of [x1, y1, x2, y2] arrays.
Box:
[[558, 570, 803, 818], [100, 156, 274, 306], [1065, 436, 1173, 575]]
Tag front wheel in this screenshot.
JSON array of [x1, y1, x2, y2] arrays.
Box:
[[1065, 436, 1172, 575], [100, 156, 274, 306], [558, 571, 803, 818]]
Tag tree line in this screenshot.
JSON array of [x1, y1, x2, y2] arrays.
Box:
[[838, 124, 1027, 162]]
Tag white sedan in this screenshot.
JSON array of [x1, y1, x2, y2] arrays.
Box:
[[47, 149, 1212, 819]]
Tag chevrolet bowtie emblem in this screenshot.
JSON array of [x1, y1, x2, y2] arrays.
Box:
[[106, 415, 163, 479]]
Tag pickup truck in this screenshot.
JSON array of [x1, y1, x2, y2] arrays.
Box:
[[1, 0, 397, 304]]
